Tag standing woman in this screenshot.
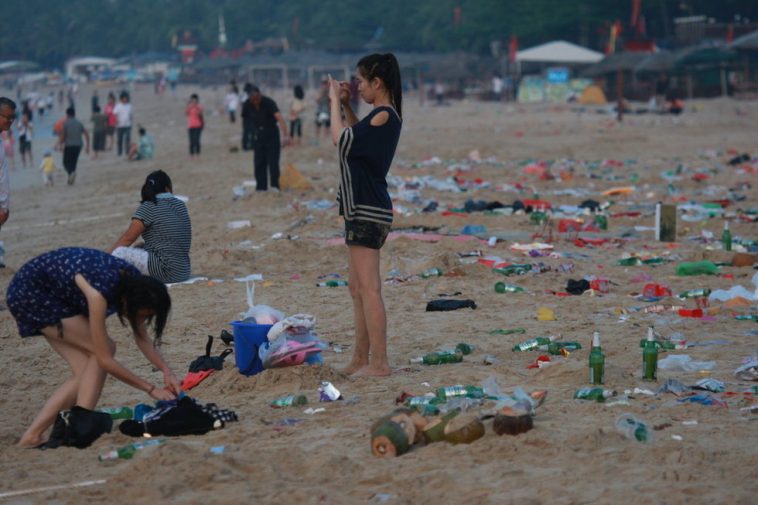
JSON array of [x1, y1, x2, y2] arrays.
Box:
[[186, 94, 204, 159], [108, 170, 192, 284], [7, 247, 180, 447], [103, 92, 117, 151], [328, 53, 402, 377]]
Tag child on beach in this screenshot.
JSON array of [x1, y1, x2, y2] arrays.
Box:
[[39, 149, 56, 186], [328, 53, 403, 377]]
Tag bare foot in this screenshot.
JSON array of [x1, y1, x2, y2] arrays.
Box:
[[18, 436, 46, 448], [341, 360, 368, 375], [352, 364, 391, 377]]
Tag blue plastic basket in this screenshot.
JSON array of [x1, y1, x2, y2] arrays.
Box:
[[231, 321, 272, 376]]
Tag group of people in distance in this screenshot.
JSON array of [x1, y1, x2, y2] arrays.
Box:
[[2, 53, 404, 448]]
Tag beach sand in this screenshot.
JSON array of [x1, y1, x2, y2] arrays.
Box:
[[0, 84, 756, 504]]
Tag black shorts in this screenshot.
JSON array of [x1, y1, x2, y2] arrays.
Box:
[[19, 139, 31, 154], [345, 219, 391, 250]]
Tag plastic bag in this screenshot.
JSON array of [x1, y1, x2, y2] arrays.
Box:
[[260, 314, 327, 369], [235, 274, 284, 324], [657, 354, 715, 372]]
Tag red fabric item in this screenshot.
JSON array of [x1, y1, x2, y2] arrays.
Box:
[[181, 370, 214, 391]]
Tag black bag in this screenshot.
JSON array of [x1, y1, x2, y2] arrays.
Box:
[[41, 406, 113, 449], [188, 335, 233, 373], [426, 299, 477, 312], [566, 279, 591, 295]]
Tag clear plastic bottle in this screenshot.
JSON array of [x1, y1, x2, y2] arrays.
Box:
[[421, 267, 444, 278], [615, 414, 652, 443]]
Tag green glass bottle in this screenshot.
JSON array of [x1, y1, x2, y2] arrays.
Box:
[[316, 280, 348, 287], [574, 387, 617, 402], [588, 331, 604, 385], [735, 314, 758, 322], [678, 288, 711, 299], [494, 282, 525, 294], [617, 257, 641, 266], [98, 439, 164, 461], [409, 350, 463, 365], [99, 406, 134, 420], [271, 394, 308, 408], [594, 214, 608, 231], [489, 327, 526, 335], [512, 335, 556, 352], [455, 343, 474, 355], [642, 327, 658, 381], [435, 385, 485, 401], [539, 341, 583, 355], [494, 264, 532, 276], [721, 221, 732, 251]]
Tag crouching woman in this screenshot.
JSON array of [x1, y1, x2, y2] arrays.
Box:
[[7, 247, 181, 447]]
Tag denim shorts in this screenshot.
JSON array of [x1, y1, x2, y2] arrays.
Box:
[[344, 219, 391, 250]]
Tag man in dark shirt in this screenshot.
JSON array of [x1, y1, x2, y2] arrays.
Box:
[[243, 86, 289, 191], [240, 83, 254, 151], [58, 107, 90, 185]]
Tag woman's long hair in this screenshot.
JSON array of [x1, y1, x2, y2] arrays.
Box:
[[116, 272, 171, 346], [356, 53, 403, 119], [140, 170, 172, 204]]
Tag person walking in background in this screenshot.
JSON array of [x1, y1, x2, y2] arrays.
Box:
[[314, 78, 331, 142], [288, 84, 305, 147], [17, 111, 33, 168], [328, 54, 403, 377], [0, 97, 16, 229], [246, 86, 289, 191], [58, 107, 90, 185], [90, 105, 108, 160], [91, 89, 99, 114], [104, 92, 117, 151], [224, 83, 239, 123], [113, 91, 132, 157], [185, 94, 203, 159], [240, 83, 255, 151]]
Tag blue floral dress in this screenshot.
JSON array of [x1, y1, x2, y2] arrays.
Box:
[[6, 247, 140, 337]]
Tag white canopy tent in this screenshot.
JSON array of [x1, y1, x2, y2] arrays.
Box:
[[516, 40, 604, 64], [65, 56, 117, 80]]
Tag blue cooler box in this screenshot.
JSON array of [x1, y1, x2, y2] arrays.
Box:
[[231, 321, 273, 376]]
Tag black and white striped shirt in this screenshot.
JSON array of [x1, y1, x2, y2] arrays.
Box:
[[337, 106, 401, 225], [134, 193, 192, 283]]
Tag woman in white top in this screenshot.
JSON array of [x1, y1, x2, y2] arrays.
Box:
[[113, 91, 132, 157]]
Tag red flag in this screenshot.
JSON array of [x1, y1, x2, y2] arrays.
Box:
[[508, 35, 519, 63], [726, 24, 734, 43]]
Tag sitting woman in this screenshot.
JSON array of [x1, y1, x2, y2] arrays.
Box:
[[7, 247, 180, 447], [108, 170, 192, 284]]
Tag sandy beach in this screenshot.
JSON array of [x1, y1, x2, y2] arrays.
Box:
[[0, 84, 756, 504]]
